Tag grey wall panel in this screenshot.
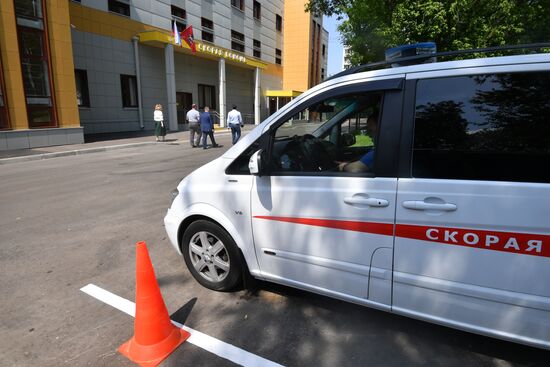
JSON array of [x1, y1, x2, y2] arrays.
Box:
[[231, 7, 245, 30], [174, 52, 218, 102], [82, 0, 108, 12], [139, 45, 167, 129], [186, 1, 202, 19], [200, 0, 213, 14], [172, 0, 185, 8], [133, 7, 153, 25], [132, 0, 152, 12], [151, 13, 171, 29], [225, 64, 254, 122], [72, 31, 144, 134]]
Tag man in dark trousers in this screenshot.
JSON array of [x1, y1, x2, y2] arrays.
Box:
[[227, 105, 243, 144], [186, 103, 201, 147], [200, 106, 219, 149]]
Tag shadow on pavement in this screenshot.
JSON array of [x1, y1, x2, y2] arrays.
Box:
[[171, 297, 198, 325], [84, 130, 155, 143]]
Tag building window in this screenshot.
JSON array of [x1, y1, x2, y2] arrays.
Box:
[[171, 5, 186, 30], [201, 18, 214, 43], [14, 0, 44, 21], [275, 48, 282, 65], [75, 69, 90, 107], [120, 75, 138, 108], [322, 44, 326, 57], [15, 0, 56, 128], [0, 50, 9, 129], [253, 1, 261, 20], [108, 0, 130, 17], [198, 84, 216, 109], [231, 0, 244, 11], [321, 68, 325, 80], [253, 39, 261, 58], [231, 30, 245, 53], [276, 14, 282, 32]]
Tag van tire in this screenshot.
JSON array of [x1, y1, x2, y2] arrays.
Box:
[[181, 220, 243, 291]]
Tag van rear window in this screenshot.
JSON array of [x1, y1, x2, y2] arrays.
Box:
[[412, 72, 550, 183]]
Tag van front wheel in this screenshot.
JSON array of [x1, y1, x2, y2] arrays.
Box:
[[181, 220, 242, 291]]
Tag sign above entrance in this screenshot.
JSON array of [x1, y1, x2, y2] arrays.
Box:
[[196, 43, 246, 64], [136, 31, 267, 69]]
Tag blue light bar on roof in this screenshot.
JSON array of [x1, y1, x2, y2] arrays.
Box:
[[385, 42, 437, 67]]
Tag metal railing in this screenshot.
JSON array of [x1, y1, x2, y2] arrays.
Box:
[[207, 110, 255, 125]]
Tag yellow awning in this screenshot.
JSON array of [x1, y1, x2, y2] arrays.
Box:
[[136, 31, 268, 69], [265, 90, 303, 97]]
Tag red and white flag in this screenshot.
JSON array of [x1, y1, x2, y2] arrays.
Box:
[[181, 26, 196, 53]]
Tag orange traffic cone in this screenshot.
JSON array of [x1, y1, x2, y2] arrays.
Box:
[[118, 241, 190, 367]]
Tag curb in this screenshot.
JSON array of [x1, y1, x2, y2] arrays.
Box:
[[0, 128, 236, 165], [0, 141, 156, 165]]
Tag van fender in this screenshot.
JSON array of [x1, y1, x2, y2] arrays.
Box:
[[179, 202, 260, 276]]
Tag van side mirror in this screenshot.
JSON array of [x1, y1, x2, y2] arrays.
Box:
[[248, 149, 263, 176]]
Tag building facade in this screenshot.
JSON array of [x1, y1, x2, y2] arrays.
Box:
[[0, 0, 82, 150], [342, 45, 351, 70], [0, 0, 328, 150], [267, 1, 327, 114]]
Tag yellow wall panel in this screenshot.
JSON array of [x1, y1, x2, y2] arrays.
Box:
[[0, 0, 28, 129], [2, 32, 18, 52], [57, 107, 80, 127], [46, 1, 79, 129]]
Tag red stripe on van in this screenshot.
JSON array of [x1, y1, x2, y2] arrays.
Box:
[[253, 216, 549, 258], [253, 216, 394, 236], [396, 224, 550, 258]]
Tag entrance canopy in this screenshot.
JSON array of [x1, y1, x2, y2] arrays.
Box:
[[265, 90, 302, 98], [136, 30, 268, 70], [266, 90, 303, 116]]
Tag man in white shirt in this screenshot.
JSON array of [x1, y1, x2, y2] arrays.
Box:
[[186, 103, 201, 147], [227, 105, 243, 144]]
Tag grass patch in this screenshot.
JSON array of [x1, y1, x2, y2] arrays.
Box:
[[352, 134, 373, 147]]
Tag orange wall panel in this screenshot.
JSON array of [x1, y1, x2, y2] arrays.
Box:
[[282, 1, 313, 92]]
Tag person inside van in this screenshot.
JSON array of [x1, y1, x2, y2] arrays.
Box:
[[338, 111, 378, 173]]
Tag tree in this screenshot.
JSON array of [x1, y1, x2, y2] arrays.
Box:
[[306, 0, 550, 66]]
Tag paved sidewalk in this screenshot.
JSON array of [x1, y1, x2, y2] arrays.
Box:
[[0, 126, 236, 165]]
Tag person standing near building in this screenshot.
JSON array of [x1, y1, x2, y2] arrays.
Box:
[[200, 106, 219, 149], [186, 103, 201, 147], [227, 105, 243, 144], [153, 104, 166, 142]]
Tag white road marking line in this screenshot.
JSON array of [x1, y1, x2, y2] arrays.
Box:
[[80, 284, 284, 367], [81, 284, 136, 317]]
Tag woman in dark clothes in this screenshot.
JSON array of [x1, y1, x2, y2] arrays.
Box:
[[153, 104, 167, 142]]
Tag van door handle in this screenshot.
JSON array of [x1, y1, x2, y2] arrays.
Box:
[[402, 200, 457, 211], [344, 197, 389, 207]]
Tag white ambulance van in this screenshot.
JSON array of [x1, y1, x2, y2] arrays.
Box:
[[164, 48, 550, 350]]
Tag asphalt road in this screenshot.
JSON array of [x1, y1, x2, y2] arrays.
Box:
[[1, 133, 548, 367]]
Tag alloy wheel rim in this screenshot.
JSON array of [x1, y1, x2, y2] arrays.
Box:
[[189, 231, 230, 283]]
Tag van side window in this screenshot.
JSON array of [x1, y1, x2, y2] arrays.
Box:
[[413, 72, 550, 183], [269, 93, 382, 175]]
